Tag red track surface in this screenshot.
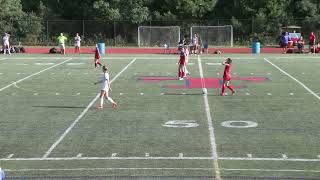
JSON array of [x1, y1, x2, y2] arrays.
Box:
[[24, 47, 284, 54]]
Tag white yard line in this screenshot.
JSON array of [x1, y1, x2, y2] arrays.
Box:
[[0, 58, 73, 92], [42, 58, 136, 158], [4, 167, 320, 173], [264, 58, 320, 100], [222, 168, 320, 173], [0, 58, 7, 61], [219, 157, 320, 162], [0, 156, 212, 161], [197, 55, 221, 180], [5, 167, 212, 172], [2, 156, 320, 162]]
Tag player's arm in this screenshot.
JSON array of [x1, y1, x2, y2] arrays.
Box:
[[94, 80, 102, 85], [107, 79, 112, 91], [222, 59, 230, 66]]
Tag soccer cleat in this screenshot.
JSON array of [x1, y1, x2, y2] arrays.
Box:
[[96, 105, 103, 109], [112, 102, 118, 109], [179, 77, 184, 80], [232, 91, 236, 96], [220, 93, 225, 96]]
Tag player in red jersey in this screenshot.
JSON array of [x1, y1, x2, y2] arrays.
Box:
[[221, 58, 235, 96], [178, 48, 186, 80], [309, 32, 316, 54], [94, 44, 102, 68]]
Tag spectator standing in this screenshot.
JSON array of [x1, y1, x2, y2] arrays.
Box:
[[309, 32, 316, 54], [0, 167, 5, 180], [74, 33, 81, 54], [280, 32, 290, 54], [191, 33, 199, 54], [57, 33, 67, 54], [297, 36, 305, 53], [2, 33, 11, 55]]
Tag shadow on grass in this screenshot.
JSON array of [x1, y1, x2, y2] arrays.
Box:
[[32, 105, 87, 109], [163, 93, 221, 96]]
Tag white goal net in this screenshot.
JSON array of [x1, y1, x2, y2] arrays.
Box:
[[138, 26, 181, 47], [190, 25, 233, 47]]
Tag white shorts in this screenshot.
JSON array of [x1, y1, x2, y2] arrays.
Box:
[[101, 84, 109, 92], [75, 42, 80, 47], [3, 42, 9, 47], [59, 43, 65, 49]]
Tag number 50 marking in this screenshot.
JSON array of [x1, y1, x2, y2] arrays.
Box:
[[163, 120, 199, 128]]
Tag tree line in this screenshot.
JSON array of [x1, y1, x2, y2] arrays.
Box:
[[1, 0, 319, 45]]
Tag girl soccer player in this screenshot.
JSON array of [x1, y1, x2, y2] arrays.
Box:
[[221, 58, 236, 96], [178, 48, 186, 80], [94, 44, 102, 68], [74, 33, 81, 54], [94, 65, 117, 109], [184, 44, 190, 77]]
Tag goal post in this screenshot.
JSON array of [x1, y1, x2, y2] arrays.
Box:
[[190, 25, 233, 47], [138, 26, 181, 47]]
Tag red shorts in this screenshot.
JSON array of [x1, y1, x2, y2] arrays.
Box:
[[223, 75, 231, 81], [179, 59, 186, 66], [95, 54, 100, 59]]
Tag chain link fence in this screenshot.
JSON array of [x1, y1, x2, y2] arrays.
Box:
[[2, 19, 320, 47]]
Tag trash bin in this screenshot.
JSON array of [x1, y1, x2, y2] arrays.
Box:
[[98, 43, 105, 55], [252, 42, 260, 54]]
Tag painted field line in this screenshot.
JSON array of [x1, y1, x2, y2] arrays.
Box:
[[0, 156, 212, 161], [5, 167, 320, 173], [222, 168, 320, 173], [275, 56, 320, 59], [5, 167, 212, 172], [264, 58, 320, 100], [219, 157, 320, 162], [0, 58, 7, 61], [42, 58, 137, 158], [2, 156, 320, 162], [197, 55, 221, 180], [0, 58, 73, 92]]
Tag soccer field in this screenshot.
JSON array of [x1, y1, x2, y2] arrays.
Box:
[[0, 53, 320, 179]]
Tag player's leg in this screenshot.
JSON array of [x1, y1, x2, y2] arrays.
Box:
[[178, 64, 183, 80], [179, 64, 185, 80], [5, 44, 10, 55], [104, 91, 117, 109], [63, 44, 66, 54], [226, 81, 236, 95], [97, 90, 106, 109], [185, 57, 189, 75], [221, 80, 227, 96]]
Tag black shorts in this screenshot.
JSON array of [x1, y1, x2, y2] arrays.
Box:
[[281, 43, 288, 48], [309, 42, 315, 46]]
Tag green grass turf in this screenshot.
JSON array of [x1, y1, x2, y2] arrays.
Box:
[[0, 53, 320, 179]]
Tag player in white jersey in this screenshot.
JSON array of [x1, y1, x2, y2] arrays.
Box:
[[94, 66, 118, 109], [2, 33, 11, 55], [191, 33, 198, 54], [184, 45, 190, 77], [74, 33, 81, 54]]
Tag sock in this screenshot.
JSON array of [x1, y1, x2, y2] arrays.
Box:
[[182, 70, 185, 77], [185, 67, 189, 74], [178, 71, 181, 78], [221, 85, 226, 95], [107, 96, 115, 104], [100, 97, 104, 107], [227, 85, 235, 93]]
